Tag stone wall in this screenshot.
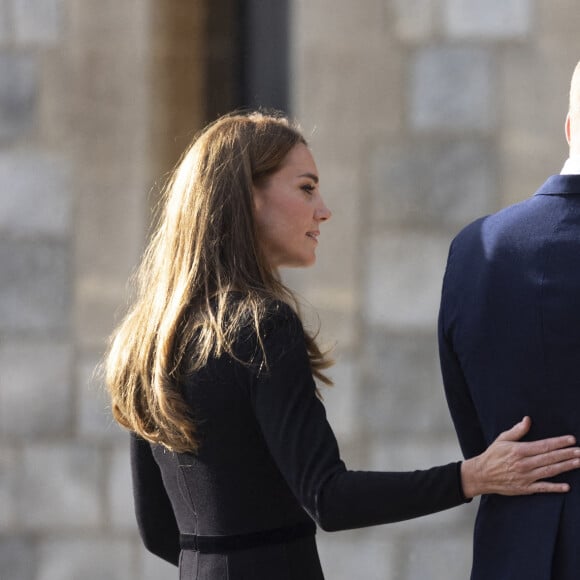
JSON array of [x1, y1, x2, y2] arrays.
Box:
[[1, 1, 580, 579]]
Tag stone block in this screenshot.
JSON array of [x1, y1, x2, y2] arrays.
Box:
[[294, 42, 404, 153], [403, 533, 472, 579], [359, 333, 456, 435], [74, 160, 146, 278], [391, 0, 436, 42], [108, 442, 137, 530], [411, 46, 494, 132], [68, 0, 150, 52], [66, 0, 150, 161], [13, 0, 63, 45], [317, 529, 395, 580], [74, 167, 147, 349], [139, 544, 178, 580], [284, 278, 358, 352], [0, 536, 37, 580], [0, 0, 10, 42], [0, 239, 69, 332], [0, 446, 17, 530], [388, 494, 477, 537], [363, 232, 450, 330], [77, 353, 125, 440], [369, 436, 460, 476], [0, 339, 72, 437], [75, 277, 131, 350], [292, 0, 386, 52], [332, 436, 369, 471], [68, 0, 150, 347], [0, 151, 72, 238], [322, 357, 360, 441], [0, 53, 38, 141], [370, 139, 496, 228], [537, 0, 580, 47], [17, 443, 103, 529], [37, 537, 133, 580], [444, 0, 531, 40], [499, 133, 561, 208], [38, 47, 72, 146], [498, 48, 574, 206]]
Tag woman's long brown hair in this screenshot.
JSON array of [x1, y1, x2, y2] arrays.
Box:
[[104, 112, 332, 453]]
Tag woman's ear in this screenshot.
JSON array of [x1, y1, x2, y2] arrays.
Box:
[[251, 185, 261, 211], [252, 177, 270, 215], [565, 113, 572, 146]]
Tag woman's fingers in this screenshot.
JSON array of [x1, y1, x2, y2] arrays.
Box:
[[525, 480, 571, 494], [516, 435, 578, 457], [517, 446, 580, 472], [525, 455, 580, 484], [496, 417, 577, 454], [495, 416, 532, 442], [516, 456, 580, 494]]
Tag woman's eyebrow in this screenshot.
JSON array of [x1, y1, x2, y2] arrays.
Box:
[[298, 172, 319, 183]]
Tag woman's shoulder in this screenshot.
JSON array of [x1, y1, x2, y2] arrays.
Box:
[[208, 298, 302, 374], [231, 296, 304, 354], [225, 293, 301, 329], [262, 300, 304, 337]]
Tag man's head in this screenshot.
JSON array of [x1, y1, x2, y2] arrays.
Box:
[[566, 61, 580, 155]]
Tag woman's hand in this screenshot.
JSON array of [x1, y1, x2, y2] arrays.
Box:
[[460, 416, 580, 498]]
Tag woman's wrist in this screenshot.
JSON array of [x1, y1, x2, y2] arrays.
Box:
[[460, 457, 481, 499]]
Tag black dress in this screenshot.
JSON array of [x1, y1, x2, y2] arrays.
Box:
[[131, 302, 467, 579]]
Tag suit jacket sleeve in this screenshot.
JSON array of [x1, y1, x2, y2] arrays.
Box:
[[250, 305, 468, 532], [130, 433, 180, 566], [438, 240, 488, 459]]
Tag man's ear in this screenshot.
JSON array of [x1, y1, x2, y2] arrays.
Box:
[[565, 113, 572, 145]]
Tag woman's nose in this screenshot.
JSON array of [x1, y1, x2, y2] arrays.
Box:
[[315, 199, 332, 222]]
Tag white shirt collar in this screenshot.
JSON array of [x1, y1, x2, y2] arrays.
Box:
[[560, 155, 580, 174]]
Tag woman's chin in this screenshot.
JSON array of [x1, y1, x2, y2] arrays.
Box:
[[279, 256, 317, 269]]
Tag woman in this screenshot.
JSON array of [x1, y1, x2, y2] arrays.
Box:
[[105, 112, 580, 579]]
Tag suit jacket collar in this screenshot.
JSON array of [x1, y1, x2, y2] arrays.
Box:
[[534, 174, 580, 196]]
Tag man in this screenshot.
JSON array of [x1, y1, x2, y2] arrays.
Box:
[[438, 61, 580, 580]]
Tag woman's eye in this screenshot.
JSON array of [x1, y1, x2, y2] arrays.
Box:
[[301, 184, 315, 195]]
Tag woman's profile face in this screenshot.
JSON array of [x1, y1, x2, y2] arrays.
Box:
[[253, 143, 331, 269]]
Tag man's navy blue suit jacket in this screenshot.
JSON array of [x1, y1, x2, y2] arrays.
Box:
[[439, 174, 580, 580]]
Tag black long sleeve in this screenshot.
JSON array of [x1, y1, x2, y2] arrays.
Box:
[[130, 434, 180, 565], [249, 305, 466, 531]]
